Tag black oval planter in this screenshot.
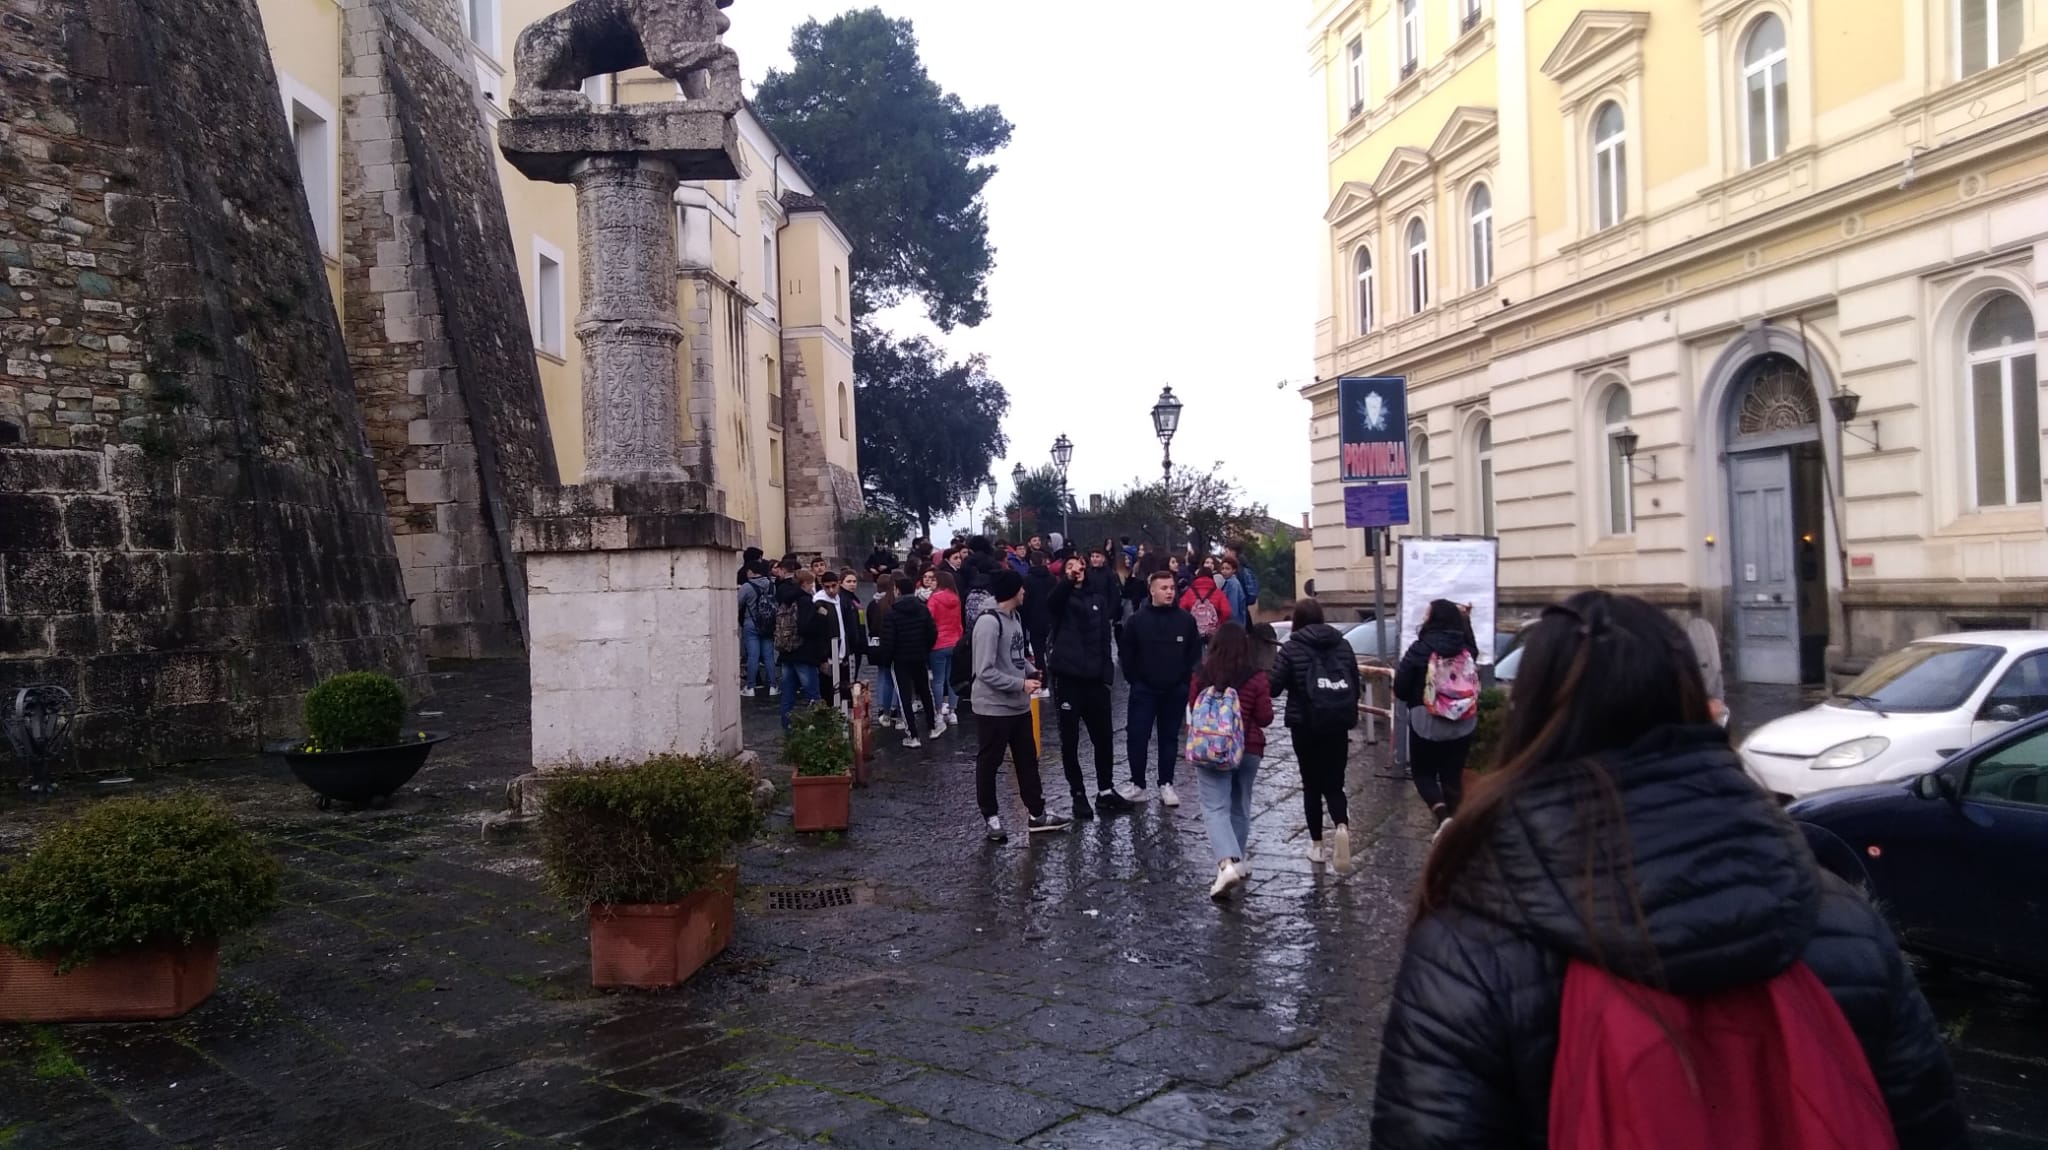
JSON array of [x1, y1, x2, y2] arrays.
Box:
[[269, 733, 449, 810]]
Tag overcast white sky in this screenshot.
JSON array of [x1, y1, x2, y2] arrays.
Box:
[[724, 3, 1327, 539]]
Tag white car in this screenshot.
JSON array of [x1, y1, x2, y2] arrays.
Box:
[[1740, 631, 2048, 800]]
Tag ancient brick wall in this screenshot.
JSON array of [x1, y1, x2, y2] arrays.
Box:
[[340, 0, 557, 658], [778, 340, 857, 567], [0, 0, 422, 765]]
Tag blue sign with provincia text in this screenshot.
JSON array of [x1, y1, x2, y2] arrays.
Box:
[[1338, 376, 1409, 483]]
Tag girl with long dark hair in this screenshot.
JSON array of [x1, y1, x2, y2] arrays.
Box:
[[1188, 623, 1273, 898], [1370, 590, 1962, 1147], [1392, 599, 1480, 837]]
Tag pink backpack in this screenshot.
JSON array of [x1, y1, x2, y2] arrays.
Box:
[[1424, 650, 1478, 721], [1189, 596, 1221, 637]]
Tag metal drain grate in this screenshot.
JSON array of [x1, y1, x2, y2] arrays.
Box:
[[766, 885, 857, 912]]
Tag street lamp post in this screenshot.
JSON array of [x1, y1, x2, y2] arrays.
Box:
[[1050, 434, 1073, 544], [1010, 462, 1027, 542], [1150, 386, 1183, 484], [984, 476, 998, 537]]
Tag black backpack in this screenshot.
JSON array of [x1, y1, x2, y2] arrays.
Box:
[[1303, 644, 1360, 732], [746, 579, 778, 634]]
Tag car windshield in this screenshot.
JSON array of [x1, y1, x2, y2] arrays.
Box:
[[1831, 643, 2002, 714]]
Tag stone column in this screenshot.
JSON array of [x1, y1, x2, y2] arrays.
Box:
[[499, 104, 749, 777]]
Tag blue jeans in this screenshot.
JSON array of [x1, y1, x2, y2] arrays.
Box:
[[742, 624, 777, 691], [779, 661, 820, 728], [1196, 752, 1261, 864], [872, 661, 898, 716], [930, 647, 958, 711], [1126, 681, 1186, 787]]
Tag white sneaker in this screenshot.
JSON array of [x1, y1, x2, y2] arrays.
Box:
[[1306, 840, 1329, 865], [931, 716, 947, 735], [1209, 860, 1243, 900], [1160, 784, 1180, 808], [1333, 825, 1352, 874], [1115, 782, 1144, 803], [1235, 860, 1252, 883], [1431, 817, 1452, 844], [902, 736, 921, 749]]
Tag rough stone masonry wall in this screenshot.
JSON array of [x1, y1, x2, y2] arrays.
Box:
[[778, 339, 858, 567], [340, 0, 557, 658], [0, 0, 423, 766]]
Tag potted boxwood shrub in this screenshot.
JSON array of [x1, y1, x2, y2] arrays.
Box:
[[0, 795, 280, 1022], [539, 754, 761, 989], [784, 703, 853, 833], [273, 671, 446, 809]]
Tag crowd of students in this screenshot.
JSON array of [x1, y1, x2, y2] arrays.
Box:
[[736, 540, 1969, 1147]]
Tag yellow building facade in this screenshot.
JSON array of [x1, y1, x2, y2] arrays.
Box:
[[1306, 0, 2048, 684], [255, 0, 856, 568]]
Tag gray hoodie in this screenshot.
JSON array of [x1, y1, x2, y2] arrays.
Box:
[[971, 606, 1032, 716]]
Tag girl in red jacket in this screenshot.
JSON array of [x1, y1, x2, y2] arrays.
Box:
[[1188, 623, 1272, 899], [927, 569, 964, 724]]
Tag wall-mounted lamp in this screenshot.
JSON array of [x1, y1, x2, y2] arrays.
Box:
[[1829, 388, 1880, 451], [1614, 426, 1658, 481]]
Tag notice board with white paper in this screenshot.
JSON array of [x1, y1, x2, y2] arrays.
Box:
[[1397, 536, 1499, 665]]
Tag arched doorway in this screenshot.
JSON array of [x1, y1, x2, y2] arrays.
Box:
[[1723, 353, 1829, 685]]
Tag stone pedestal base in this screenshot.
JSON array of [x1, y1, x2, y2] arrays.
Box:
[[515, 483, 744, 774]]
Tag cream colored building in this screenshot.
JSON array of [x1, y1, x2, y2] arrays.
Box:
[[256, 0, 856, 570], [1305, 0, 2048, 684]]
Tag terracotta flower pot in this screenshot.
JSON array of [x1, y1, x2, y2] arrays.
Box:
[[0, 941, 219, 1023], [790, 771, 852, 832], [587, 869, 737, 989]]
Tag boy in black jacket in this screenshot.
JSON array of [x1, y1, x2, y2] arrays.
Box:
[[1048, 557, 1132, 819], [878, 576, 940, 745], [779, 571, 836, 729], [1118, 569, 1201, 807]]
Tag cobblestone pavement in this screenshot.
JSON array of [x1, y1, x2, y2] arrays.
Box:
[[0, 660, 2042, 1148]]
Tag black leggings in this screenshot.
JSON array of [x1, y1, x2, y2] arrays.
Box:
[[1291, 726, 1350, 841], [1409, 734, 1471, 819], [892, 659, 935, 739], [1054, 674, 1114, 796]]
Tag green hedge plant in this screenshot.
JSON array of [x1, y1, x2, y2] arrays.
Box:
[[0, 795, 281, 972], [302, 671, 407, 751], [783, 704, 852, 778], [539, 755, 761, 907], [1468, 687, 1509, 773]]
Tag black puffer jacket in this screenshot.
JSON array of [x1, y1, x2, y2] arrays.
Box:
[[1021, 565, 1058, 636], [1267, 623, 1356, 730], [1045, 577, 1113, 683], [1369, 725, 1966, 1149], [1392, 624, 1477, 707], [876, 594, 937, 667]]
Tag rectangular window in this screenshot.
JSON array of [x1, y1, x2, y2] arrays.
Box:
[[1345, 37, 1365, 113], [1479, 455, 1495, 536], [534, 243, 565, 357], [581, 74, 612, 105], [1607, 436, 1633, 534], [1462, 0, 1482, 32], [474, 59, 503, 110], [465, 0, 497, 55], [1960, 0, 2025, 77], [1977, 354, 2041, 506], [1400, 0, 1421, 73], [834, 268, 845, 320], [768, 436, 783, 486], [762, 236, 775, 303], [287, 96, 335, 256]]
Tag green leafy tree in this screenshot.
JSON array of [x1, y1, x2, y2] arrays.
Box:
[[1097, 465, 1267, 558], [1004, 465, 1067, 541], [855, 324, 1010, 537], [753, 9, 1012, 331], [1238, 528, 1298, 608]]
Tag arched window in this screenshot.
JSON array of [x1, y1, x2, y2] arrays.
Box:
[[1742, 15, 1789, 167], [1406, 217, 1429, 315], [1592, 102, 1627, 231], [1957, 0, 2023, 78], [1602, 385, 1634, 534], [837, 381, 850, 440], [1467, 183, 1493, 290], [1410, 428, 1433, 535], [1966, 292, 2040, 507], [1475, 418, 1495, 536], [1355, 246, 1376, 335]]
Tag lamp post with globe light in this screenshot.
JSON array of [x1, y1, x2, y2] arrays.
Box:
[[1050, 434, 1073, 543], [1150, 386, 1182, 485], [1010, 462, 1027, 541], [984, 476, 998, 538]]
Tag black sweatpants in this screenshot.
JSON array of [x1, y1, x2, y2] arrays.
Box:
[[892, 658, 935, 739], [1054, 674, 1114, 797], [1409, 733, 1471, 818], [974, 709, 1046, 821], [1291, 726, 1351, 841]]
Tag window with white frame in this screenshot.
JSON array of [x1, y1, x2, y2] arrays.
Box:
[[1957, 0, 2024, 78], [474, 59, 504, 111], [1410, 429, 1433, 535], [464, 0, 499, 57], [1602, 384, 1634, 534], [1405, 217, 1430, 315], [581, 74, 613, 105], [1399, 0, 1422, 75], [533, 241, 565, 357], [1965, 291, 2041, 507], [835, 267, 845, 320], [762, 235, 775, 303], [1346, 36, 1366, 113], [1467, 183, 1493, 290], [283, 87, 336, 256], [1461, 0, 1483, 32], [1741, 15, 1789, 168], [768, 435, 783, 485], [1476, 417, 1495, 536], [1355, 246, 1377, 335], [1591, 101, 1628, 230]]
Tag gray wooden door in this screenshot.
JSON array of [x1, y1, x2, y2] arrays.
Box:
[[1730, 450, 1799, 685]]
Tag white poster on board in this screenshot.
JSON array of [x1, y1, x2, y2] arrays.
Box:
[[1397, 537, 1499, 665]]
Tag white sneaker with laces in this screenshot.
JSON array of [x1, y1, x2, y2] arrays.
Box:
[[1209, 860, 1241, 900], [1160, 784, 1180, 808], [1333, 825, 1353, 874], [902, 736, 922, 748], [1306, 840, 1329, 865], [931, 715, 948, 735], [1116, 782, 1144, 803]]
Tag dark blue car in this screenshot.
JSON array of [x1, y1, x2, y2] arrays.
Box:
[[1790, 712, 2048, 983]]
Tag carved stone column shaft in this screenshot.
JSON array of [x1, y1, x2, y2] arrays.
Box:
[[572, 155, 685, 485]]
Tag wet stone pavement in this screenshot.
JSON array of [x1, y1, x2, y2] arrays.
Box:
[[0, 659, 2043, 1148]]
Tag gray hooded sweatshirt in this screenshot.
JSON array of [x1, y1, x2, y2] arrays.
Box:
[[971, 606, 1032, 717]]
